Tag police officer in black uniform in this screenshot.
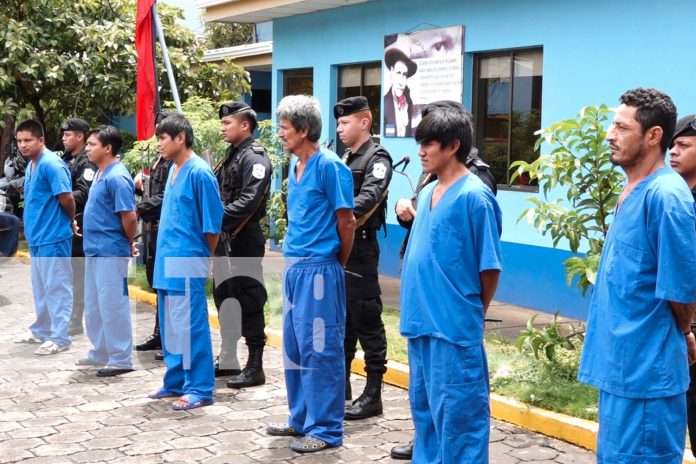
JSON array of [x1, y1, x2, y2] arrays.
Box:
[[134, 112, 175, 356], [213, 102, 272, 389], [60, 118, 97, 336], [669, 114, 696, 458], [334, 96, 393, 420], [390, 100, 497, 460]]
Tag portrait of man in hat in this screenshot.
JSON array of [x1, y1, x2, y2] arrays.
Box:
[[383, 46, 417, 138]]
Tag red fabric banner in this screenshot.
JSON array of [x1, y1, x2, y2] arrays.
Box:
[[135, 0, 157, 140]]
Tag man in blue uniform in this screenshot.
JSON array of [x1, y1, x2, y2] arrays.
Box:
[[401, 107, 502, 463], [578, 88, 696, 463], [670, 113, 696, 458], [78, 125, 137, 377], [391, 100, 497, 460], [149, 114, 223, 411], [13, 119, 77, 355], [265, 95, 355, 453]]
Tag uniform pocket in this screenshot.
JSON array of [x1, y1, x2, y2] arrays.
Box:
[[605, 239, 647, 299], [442, 378, 489, 463], [430, 223, 463, 270]]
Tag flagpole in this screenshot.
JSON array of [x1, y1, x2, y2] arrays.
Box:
[[151, 9, 161, 116], [152, 2, 183, 114]]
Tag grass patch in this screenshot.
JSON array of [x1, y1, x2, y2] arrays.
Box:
[[486, 335, 598, 421], [128, 267, 598, 421], [128, 263, 152, 291]]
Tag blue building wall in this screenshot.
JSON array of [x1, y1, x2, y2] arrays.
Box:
[[270, 0, 696, 319]]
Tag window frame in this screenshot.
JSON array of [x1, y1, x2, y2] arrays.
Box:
[[335, 62, 382, 154], [473, 47, 543, 192]]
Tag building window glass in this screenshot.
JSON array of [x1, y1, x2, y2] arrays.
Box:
[[474, 48, 543, 188], [336, 62, 381, 153], [283, 68, 313, 96]]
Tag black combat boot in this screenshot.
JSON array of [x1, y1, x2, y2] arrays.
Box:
[[345, 369, 352, 402], [226, 346, 265, 388], [344, 373, 383, 420], [135, 314, 161, 351], [390, 441, 413, 460]]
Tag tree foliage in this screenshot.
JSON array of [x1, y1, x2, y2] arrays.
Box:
[[204, 22, 254, 49], [0, 0, 250, 144], [121, 98, 288, 243], [510, 105, 624, 296], [120, 96, 228, 174], [256, 119, 288, 243], [516, 313, 585, 363]]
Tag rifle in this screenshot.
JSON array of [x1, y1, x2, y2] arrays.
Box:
[[140, 145, 151, 264]]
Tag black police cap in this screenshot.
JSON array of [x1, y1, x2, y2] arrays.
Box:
[[334, 96, 370, 119], [671, 114, 696, 148], [60, 118, 89, 134], [219, 101, 253, 120]]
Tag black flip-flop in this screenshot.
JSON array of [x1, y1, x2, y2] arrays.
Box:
[[96, 367, 134, 377]]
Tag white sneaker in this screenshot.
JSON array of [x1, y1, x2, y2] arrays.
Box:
[[34, 340, 69, 356], [14, 331, 42, 344]]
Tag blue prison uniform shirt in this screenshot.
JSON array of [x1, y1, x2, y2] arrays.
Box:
[[24, 149, 73, 246], [83, 161, 135, 257], [400, 173, 503, 346], [282, 150, 354, 259], [578, 166, 696, 398], [154, 155, 223, 292]]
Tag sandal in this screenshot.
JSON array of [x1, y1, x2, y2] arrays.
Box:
[[148, 387, 180, 399], [290, 436, 329, 453], [34, 341, 69, 356], [171, 394, 214, 411], [266, 422, 302, 437], [14, 331, 42, 344]]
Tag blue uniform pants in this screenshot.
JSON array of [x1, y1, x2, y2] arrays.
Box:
[[283, 257, 346, 447], [597, 390, 686, 463], [408, 337, 490, 464], [29, 238, 72, 347], [158, 285, 214, 399], [84, 257, 133, 368]]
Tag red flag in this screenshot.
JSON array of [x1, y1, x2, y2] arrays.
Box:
[[135, 0, 157, 140]]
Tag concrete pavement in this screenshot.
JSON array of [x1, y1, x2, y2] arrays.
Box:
[[0, 257, 595, 463]]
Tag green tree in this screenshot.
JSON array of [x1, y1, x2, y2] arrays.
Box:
[[122, 98, 289, 243], [204, 22, 254, 49], [121, 97, 227, 174], [510, 104, 624, 296], [0, 0, 250, 148]]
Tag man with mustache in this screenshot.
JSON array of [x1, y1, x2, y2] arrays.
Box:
[[578, 88, 696, 463], [266, 95, 355, 453]]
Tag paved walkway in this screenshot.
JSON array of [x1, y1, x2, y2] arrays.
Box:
[[0, 258, 595, 463]]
